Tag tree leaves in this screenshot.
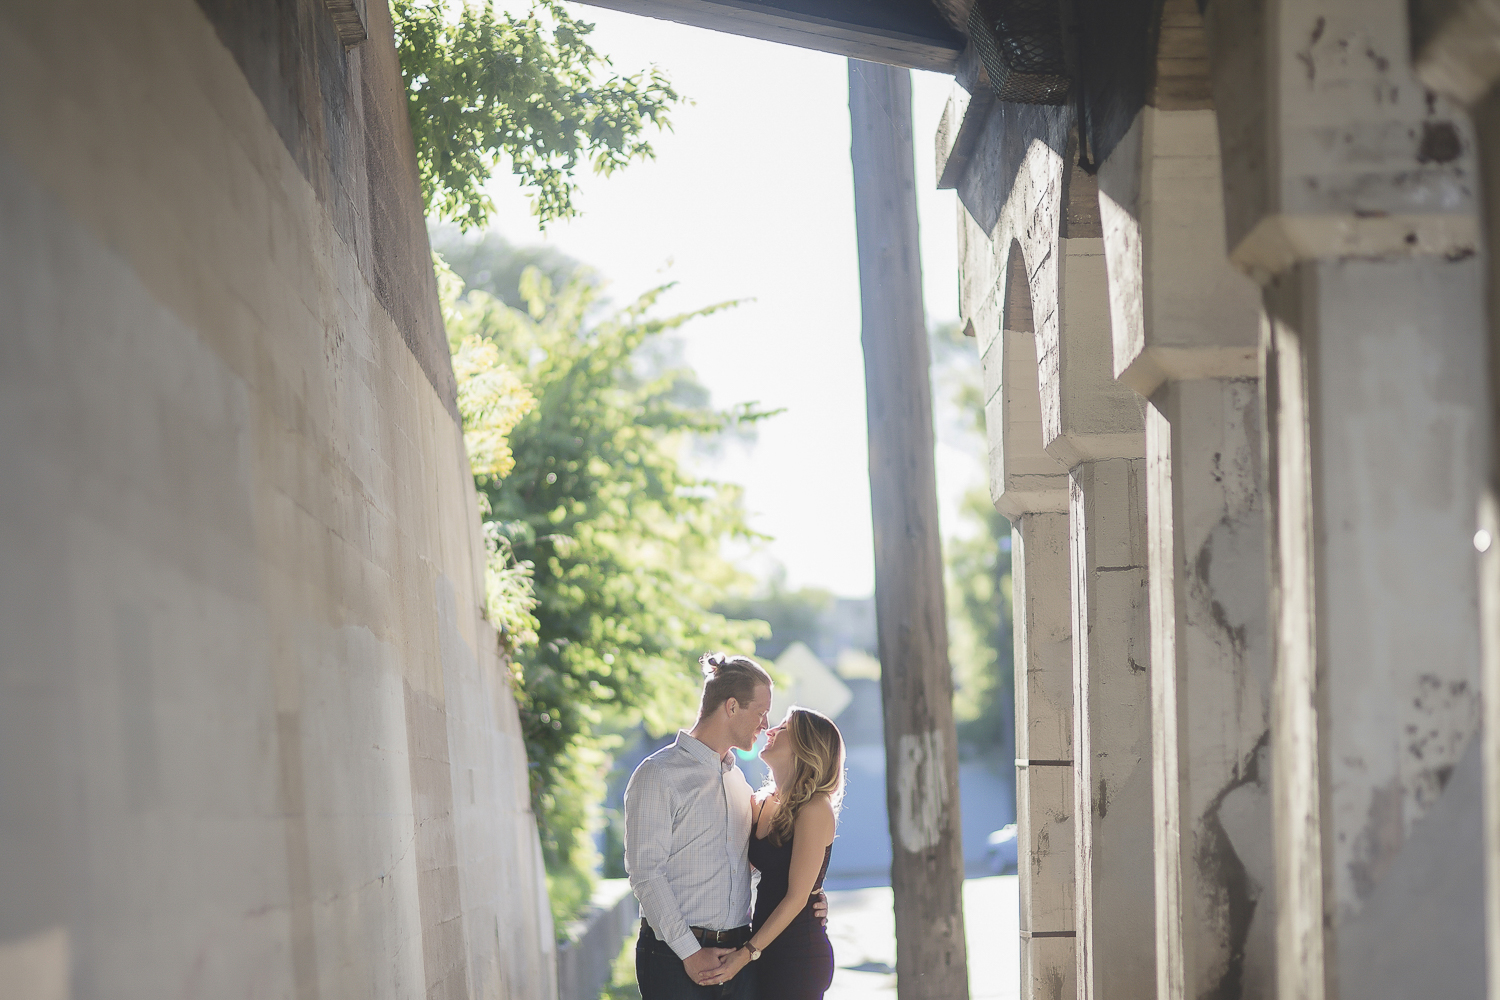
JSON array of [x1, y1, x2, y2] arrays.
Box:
[[440, 249, 541, 648], [452, 335, 535, 478], [394, 0, 680, 228], [928, 322, 1015, 751]]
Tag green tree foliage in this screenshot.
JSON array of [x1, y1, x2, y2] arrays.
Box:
[[929, 322, 1015, 753], [451, 317, 534, 481], [437, 227, 598, 310], [394, 0, 680, 228], [442, 253, 770, 925], [946, 492, 1013, 749], [437, 252, 542, 645]]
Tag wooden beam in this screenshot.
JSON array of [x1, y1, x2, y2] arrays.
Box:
[[848, 58, 970, 1000], [569, 0, 965, 71]]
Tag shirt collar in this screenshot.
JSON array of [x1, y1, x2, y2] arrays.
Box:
[[676, 730, 735, 773]]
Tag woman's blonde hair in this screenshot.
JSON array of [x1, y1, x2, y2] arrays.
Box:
[[764, 707, 846, 846]]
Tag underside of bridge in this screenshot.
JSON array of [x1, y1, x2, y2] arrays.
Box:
[[1, 0, 1497, 999]]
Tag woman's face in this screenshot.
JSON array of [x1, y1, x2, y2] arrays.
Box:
[[762, 719, 794, 769]]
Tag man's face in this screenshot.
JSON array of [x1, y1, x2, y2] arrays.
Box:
[[729, 683, 773, 752]]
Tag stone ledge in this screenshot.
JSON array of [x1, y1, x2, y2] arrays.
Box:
[[556, 879, 640, 1000]]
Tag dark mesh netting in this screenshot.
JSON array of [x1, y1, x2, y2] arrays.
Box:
[[968, 0, 1070, 105]]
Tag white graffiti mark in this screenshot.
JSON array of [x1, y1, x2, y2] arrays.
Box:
[[896, 730, 949, 853]]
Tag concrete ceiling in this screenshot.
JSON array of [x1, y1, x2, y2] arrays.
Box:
[[567, 0, 968, 72]]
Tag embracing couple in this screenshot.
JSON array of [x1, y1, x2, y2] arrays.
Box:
[[625, 652, 847, 999]]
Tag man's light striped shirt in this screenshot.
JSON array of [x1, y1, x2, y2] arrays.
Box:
[[624, 730, 753, 960]]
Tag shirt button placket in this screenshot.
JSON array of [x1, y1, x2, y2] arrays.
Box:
[[719, 769, 727, 928], [722, 767, 734, 928]]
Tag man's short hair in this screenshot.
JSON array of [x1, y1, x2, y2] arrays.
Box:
[[697, 652, 771, 720]]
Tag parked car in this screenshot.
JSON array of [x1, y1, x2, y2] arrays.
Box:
[[986, 824, 1018, 875]]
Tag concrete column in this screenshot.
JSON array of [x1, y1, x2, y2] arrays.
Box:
[[1012, 512, 1076, 1000], [948, 88, 1155, 1000], [1044, 218, 1156, 1000], [1207, 3, 1489, 996], [1414, 8, 1500, 998], [1098, 77, 1276, 999], [1066, 456, 1154, 1000], [974, 236, 1077, 1000], [1261, 259, 1487, 998], [1143, 382, 1272, 1000]]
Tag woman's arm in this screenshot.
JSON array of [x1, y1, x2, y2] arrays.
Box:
[[724, 795, 836, 980]]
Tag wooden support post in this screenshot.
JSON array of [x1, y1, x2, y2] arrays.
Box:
[[847, 57, 969, 1000]]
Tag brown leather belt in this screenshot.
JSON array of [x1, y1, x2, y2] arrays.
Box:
[[641, 919, 752, 949], [691, 925, 752, 948]]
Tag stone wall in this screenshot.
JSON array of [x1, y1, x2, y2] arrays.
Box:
[[0, 1, 555, 997]]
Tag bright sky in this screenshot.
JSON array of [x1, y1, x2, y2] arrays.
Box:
[[481, 5, 984, 597]]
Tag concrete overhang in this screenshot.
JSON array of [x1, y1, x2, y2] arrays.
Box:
[[567, 0, 967, 71]]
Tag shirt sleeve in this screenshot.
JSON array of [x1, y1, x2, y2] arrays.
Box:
[[624, 762, 701, 960]]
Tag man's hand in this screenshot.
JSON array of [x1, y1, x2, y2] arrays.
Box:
[[812, 889, 829, 926], [683, 947, 733, 984], [698, 945, 752, 986]]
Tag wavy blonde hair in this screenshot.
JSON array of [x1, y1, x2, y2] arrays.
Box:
[[764, 707, 846, 847]]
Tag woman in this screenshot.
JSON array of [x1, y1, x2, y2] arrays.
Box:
[[701, 707, 845, 998]]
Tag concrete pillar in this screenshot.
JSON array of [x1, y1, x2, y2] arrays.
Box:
[[1066, 456, 1154, 1000], [974, 238, 1076, 1000], [947, 83, 1155, 1000], [1012, 511, 1076, 1000], [1142, 382, 1272, 1000], [1207, 2, 1489, 996], [1414, 7, 1500, 998], [1044, 202, 1156, 1000], [1097, 52, 1276, 996], [1261, 259, 1487, 998]]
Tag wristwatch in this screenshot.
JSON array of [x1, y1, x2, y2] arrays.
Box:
[[744, 943, 762, 962]]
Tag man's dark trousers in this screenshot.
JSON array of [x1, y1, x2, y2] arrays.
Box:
[[636, 930, 757, 1000]]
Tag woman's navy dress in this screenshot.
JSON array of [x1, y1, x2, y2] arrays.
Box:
[[749, 822, 835, 999]]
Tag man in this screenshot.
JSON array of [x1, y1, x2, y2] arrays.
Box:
[[625, 652, 826, 998]]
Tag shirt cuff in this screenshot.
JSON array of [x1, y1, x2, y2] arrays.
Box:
[[668, 931, 702, 961]]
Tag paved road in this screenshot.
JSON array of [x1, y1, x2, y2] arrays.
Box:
[[824, 875, 1018, 1000]]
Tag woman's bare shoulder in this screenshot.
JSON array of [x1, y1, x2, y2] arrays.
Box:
[[794, 793, 836, 838]]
